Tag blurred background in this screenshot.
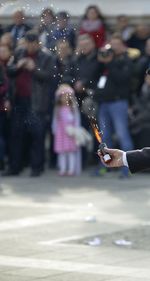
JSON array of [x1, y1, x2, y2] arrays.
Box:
[[0, 0, 150, 178]]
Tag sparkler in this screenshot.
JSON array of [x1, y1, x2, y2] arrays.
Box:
[[90, 118, 111, 164]]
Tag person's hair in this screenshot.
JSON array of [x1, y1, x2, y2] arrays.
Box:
[[25, 30, 39, 42], [57, 11, 70, 21], [56, 94, 74, 109], [117, 14, 128, 21], [41, 8, 55, 21], [83, 5, 104, 22]]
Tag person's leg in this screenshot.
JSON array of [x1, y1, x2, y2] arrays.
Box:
[[99, 103, 113, 147], [28, 112, 46, 175], [0, 112, 6, 167], [58, 152, 67, 175], [67, 152, 76, 175], [109, 101, 133, 177], [9, 108, 25, 174], [110, 101, 133, 151]]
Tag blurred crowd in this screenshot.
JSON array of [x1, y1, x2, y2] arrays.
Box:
[[0, 5, 150, 178]]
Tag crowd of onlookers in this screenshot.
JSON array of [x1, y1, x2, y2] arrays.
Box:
[[0, 5, 150, 178]]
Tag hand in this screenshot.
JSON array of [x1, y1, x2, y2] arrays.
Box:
[[25, 59, 36, 71], [74, 80, 85, 93], [98, 148, 124, 168], [16, 58, 28, 69], [98, 54, 113, 64], [4, 100, 11, 112]]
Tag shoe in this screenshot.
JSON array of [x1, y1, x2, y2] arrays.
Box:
[[0, 161, 5, 171], [2, 169, 20, 176], [90, 167, 107, 177], [30, 170, 41, 177]]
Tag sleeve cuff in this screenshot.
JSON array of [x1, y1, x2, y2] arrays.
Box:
[[122, 152, 129, 167]]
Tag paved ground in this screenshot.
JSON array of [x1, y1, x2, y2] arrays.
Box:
[[0, 170, 150, 280]]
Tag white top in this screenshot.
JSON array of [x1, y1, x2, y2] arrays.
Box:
[[122, 152, 129, 167]]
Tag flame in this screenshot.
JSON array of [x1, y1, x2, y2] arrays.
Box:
[[91, 121, 102, 143]]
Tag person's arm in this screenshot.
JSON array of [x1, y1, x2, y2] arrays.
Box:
[[126, 148, 150, 173], [98, 147, 150, 173]]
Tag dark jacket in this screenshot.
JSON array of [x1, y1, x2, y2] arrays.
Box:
[[7, 23, 31, 43], [54, 55, 76, 86], [74, 50, 102, 89], [127, 148, 150, 173], [95, 52, 133, 103], [7, 48, 55, 114]]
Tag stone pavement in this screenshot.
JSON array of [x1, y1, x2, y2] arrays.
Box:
[[0, 170, 150, 280]]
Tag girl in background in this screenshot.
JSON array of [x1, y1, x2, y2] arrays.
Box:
[[53, 84, 81, 176]]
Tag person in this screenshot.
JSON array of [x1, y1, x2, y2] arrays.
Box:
[[95, 34, 134, 178], [38, 8, 55, 51], [54, 39, 75, 86], [127, 24, 150, 55], [115, 15, 134, 42], [5, 31, 55, 177], [98, 147, 150, 174], [52, 11, 76, 49], [79, 5, 106, 48], [52, 84, 81, 176], [136, 38, 150, 90], [129, 74, 150, 148], [0, 61, 10, 170], [6, 10, 31, 46]]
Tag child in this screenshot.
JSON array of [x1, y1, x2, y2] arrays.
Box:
[[53, 84, 81, 176]]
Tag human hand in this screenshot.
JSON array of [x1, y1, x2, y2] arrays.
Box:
[[98, 148, 124, 168], [74, 80, 85, 93], [25, 59, 36, 71], [4, 100, 11, 112], [16, 58, 28, 69], [98, 54, 113, 64]]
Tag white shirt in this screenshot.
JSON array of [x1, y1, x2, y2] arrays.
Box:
[[122, 152, 129, 167]]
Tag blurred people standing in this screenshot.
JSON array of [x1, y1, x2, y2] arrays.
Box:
[[96, 34, 133, 178], [53, 84, 81, 176], [7, 10, 31, 46], [39, 8, 55, 51], [79, 5, 106, 48], [5, 31, 54, 176]]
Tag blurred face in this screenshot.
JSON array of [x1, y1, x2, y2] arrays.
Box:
[[145, 75, 150, 86], [78, 37, 95, 55], [117, 16, 129, 29], [0, 46, 11, 62], [26, 41, 39, 54], [145, 39, 150, 56], [110, 38, 125, 55], [13, 11, 24, 26], [86, 8, 99, 21], [136, 25, 150, 39], [41, 12, 54, 25], [57, 41, 71, 59], [57, 17, 67, 29], [0, 33, 13, 48]]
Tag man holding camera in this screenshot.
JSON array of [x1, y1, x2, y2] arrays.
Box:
[[96, 33, 133, 178]]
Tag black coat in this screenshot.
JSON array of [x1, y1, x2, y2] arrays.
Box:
[[95, 52, 133, 103], [127, 148, 150, 173], [7, 48, 55, 114]]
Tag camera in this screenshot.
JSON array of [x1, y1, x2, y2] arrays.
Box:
[[98, 44, 114, 59]]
